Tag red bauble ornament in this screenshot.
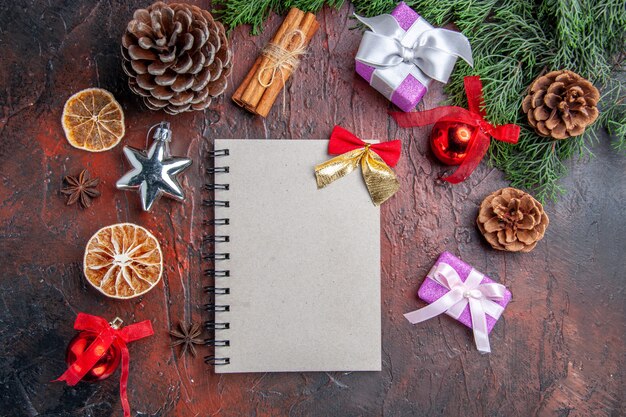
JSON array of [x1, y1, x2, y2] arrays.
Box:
[[430, 120, 475, 166], [392, 76, 520, 183], [56, 313, 153, 417], [65, 331, 121, 382]]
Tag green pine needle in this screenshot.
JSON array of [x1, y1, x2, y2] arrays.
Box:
[[284, 0, 345, 13], [213, 0, 626, 201], [212, 0, 281, 35], [212, 0, 344, 34]]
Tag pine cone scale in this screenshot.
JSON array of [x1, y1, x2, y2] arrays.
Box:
[[517, 215, 535, 230], [158, 48, 176, 63], [169, 25, 182, 45], [191, 69, 210, 90], [128, 20, 153, 38], [130, 60, 148, 75], [172, 54, 192, 73], [146, 96, 167, 108], [122, 34, 134, 49], [133, 8, 150, 22], [533, 89, 545, 107], [174, 9, 191, 28], [147, 61, 170, 75], [517, 229, 539, 245], [547, 81, 565, 96], [190, 29, 207, 51], [128, 45, 156, 61], [137, 37, 153, 50], [155, 72, 176, 86], [544, 111, 560, 129], [544, 92, 560, 108], [170, 91, 194, 105], [122, 1, 232, 114], [208, 59, 223, 81], [550, 121, 567, 139], [533, 106, 550, 122], [191, 88, 209, 104], [181, 33, 194, 52], [189, 52, 205, 74], [136, 74, 156, 90], [152, 86, 174, 100], [208, 77, 227, 96], [482, 217, 504, 233], [172, 75, 194, 92]]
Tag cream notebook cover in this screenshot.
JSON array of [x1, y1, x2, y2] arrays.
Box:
[[208, 139, 381, 373]]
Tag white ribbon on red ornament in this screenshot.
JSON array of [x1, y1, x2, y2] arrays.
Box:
[[404, 262, 506, 353]]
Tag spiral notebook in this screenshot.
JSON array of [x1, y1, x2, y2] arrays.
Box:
[[204, 139, 381, 373]]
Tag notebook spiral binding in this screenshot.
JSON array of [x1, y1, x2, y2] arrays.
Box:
[[204, 146, 231, 367]]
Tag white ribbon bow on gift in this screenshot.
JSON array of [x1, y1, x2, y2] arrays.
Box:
[[355, 14, 473, 86], [404, 262, 506, 353]]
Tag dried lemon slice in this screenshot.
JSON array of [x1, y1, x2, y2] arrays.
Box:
[[62, 88, 125, 152], [83, 223, 163, 299]]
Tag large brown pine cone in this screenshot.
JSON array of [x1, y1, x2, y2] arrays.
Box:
[[522, 70, 599, 139], [477, 187, 549, 253], [121, 2, 232, 115]]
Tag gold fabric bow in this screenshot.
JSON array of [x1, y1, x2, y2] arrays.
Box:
[[315, 145, 400, 206]]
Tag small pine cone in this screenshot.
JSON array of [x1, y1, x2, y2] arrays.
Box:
[[477, 187, 549, 253], [522, 70, 599, 139], [121, 2, 233, 115]]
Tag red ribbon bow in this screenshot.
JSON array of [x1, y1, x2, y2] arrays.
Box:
[[329, 125, 401, 167], [55, 313, 154, 417], [390, 76, 520, 183]]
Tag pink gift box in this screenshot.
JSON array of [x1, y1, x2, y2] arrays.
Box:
[[355, 2, 430, 112], [417, 252, 512, 333]]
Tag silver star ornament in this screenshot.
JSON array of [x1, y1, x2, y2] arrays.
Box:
[[116, 121, 192, 211]]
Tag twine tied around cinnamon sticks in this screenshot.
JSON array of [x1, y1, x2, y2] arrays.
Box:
[[258, 30, 306, 88], [232, 8, 319, 117], [258, 30, 307, 113]]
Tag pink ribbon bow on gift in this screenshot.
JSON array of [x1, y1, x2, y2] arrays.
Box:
[[404, 262, 506, 353]]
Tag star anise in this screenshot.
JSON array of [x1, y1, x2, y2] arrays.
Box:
[[169, 321, 204, 358], [61, 169, 100, 208]]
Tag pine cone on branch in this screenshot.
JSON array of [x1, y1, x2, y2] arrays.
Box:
[[121, 2, 232, 115], [477, 187, 549, 253], [522, 70, 599, 139]]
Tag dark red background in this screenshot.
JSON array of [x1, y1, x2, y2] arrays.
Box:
[[1, 1, 624, 416]]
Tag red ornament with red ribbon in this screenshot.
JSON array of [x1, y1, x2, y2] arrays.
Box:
[[65, 328, 122, 382], [430, 122, 475, 166], [391, 76, 520, 184], [55, 313, 154, 417]]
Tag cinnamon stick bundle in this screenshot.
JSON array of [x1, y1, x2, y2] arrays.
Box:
[[232, 8, 319, 117]]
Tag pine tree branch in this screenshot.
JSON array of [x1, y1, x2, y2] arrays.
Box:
[[213, 0, 626, 201]]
